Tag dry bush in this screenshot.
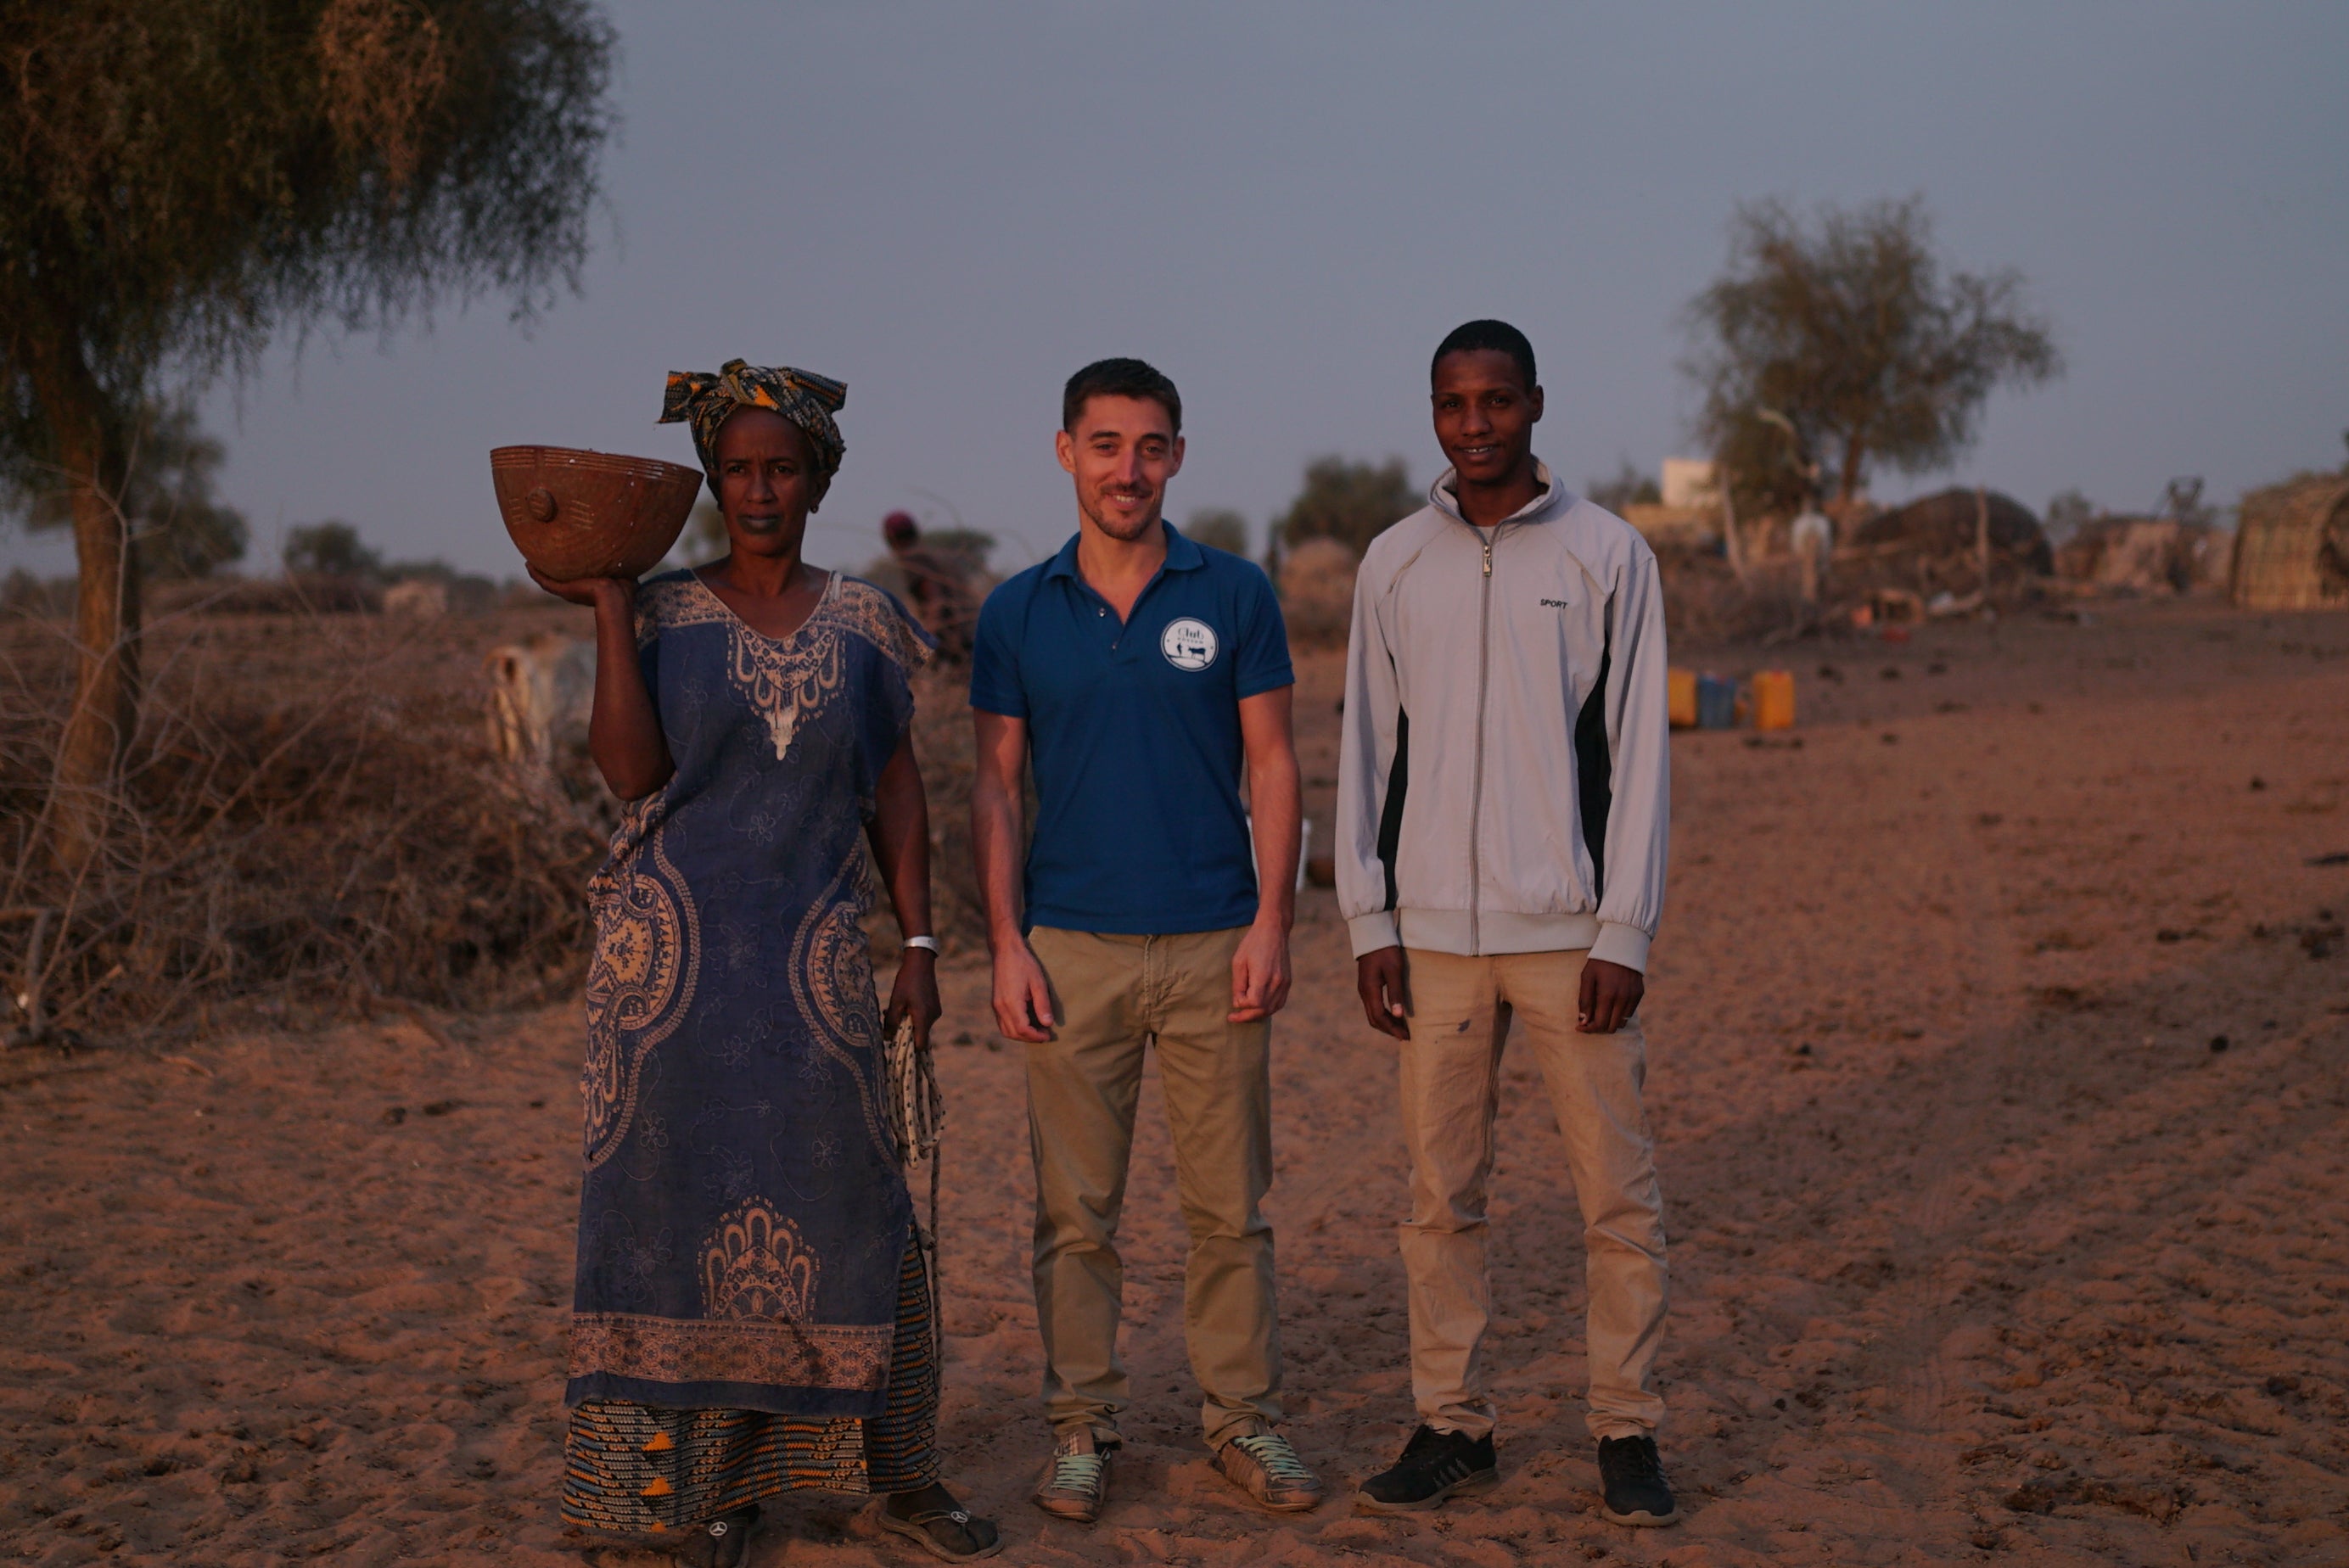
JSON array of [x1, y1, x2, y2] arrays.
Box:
[[1657, 551, 1828, 645], [150, 574, 385, 615], [1279, 536, 1360, 647], [1, 608, 603, 1044], [886, 665, 987, 957]]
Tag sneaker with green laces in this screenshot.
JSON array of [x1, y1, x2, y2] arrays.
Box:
[[1032, 1427, 1113, 1523], [1214, 1428, 1323, 1512]]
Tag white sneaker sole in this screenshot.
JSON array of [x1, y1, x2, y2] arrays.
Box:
[[1029, 1492, 1102, 1525]]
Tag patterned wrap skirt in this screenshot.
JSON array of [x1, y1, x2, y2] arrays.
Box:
[[563, 1230, 939, 1535]]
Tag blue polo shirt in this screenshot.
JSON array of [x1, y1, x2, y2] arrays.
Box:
[[970, 523, 1293, 934]]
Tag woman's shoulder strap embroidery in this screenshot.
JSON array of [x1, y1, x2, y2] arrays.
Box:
[[833, 577, 935, 673], [634, 571, 726, 647]]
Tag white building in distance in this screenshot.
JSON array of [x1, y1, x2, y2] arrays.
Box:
[[1660, 458, 1720, 510]]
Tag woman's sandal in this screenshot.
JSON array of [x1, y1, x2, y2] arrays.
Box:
[[661, 1504, 761, 1568], [877, 1487, 1002, 1562], [572, 1504, 760, 1568]]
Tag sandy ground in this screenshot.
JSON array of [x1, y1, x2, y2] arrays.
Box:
[[4, 597, 2347, 1567]]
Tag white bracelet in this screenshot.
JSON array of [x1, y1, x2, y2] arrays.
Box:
[[902, 935, 939, 954]]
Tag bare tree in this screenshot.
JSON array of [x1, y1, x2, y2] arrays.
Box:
[[0, 1, 614, 865], [1685, 197, 2060, 519]]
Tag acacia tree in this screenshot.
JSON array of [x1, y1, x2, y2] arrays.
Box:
[[1275, 456, 1417, 556], [19, 403, 251, 580], [1584, 461, 1660, 514], [1685, 197, 2060, 518], [1183, 507, 1248, 556], [0, 0, 614, 864], [283, 520, 384, 579]]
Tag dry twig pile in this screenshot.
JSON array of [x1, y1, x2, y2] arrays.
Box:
[[1, 608, 603, 1044]]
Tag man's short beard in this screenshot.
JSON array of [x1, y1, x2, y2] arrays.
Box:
[[1082, 492, 1161, 541]]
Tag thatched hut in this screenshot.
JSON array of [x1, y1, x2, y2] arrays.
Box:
[[2231, 473, 2349, 611], [1851, 489, 2050, 571], [1838, 488, 2050, 602], [2055, 518, 2230, 594]]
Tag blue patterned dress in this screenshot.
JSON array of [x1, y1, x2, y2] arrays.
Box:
[[562, 569, 937, 1532]]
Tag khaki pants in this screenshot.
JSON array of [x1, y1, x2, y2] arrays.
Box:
[[1023, 926, 1281, 1449], [1397, 947, 1668, 1441]]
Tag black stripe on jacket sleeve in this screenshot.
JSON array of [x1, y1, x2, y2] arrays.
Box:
[[1376, 708, 1409, 912], [1575, 647, 1612, 902]]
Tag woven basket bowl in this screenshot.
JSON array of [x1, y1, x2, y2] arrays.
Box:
[[491, 445, 704, 582]]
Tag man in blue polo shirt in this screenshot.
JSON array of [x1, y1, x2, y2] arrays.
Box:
[[971, 358, 1319, 1521]]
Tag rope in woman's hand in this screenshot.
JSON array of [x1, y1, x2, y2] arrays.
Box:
[[885, 1014, 945, 1351]]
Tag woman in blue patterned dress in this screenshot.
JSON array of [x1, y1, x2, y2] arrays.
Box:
[[529, 361, 999, 1565]]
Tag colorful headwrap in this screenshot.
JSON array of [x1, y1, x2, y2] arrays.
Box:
[[658, 360, 848, 502]]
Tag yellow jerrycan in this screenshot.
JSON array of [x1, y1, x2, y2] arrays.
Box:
[[1668, 667, 1699, 729], [1752, 669, 1797, 731]]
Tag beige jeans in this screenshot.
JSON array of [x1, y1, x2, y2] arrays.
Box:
[[1397, 946, 1668, 1441], [1023, 926, 1281, 1448]]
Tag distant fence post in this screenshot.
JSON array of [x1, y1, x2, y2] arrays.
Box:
[[1721, 471, 1748, 585], [3, 906, 54, 1045], [1976, 485, 1991, 596]]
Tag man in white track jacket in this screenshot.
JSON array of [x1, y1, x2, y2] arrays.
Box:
[[1337, 321, 1679, 1528]]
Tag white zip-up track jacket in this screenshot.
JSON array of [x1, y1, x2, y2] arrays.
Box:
[[1335, 463, 1670, 971]]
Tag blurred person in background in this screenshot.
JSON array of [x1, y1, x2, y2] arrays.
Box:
[[883, 510, 980, 660], [1336, 321, 1679, 1529], [531, 360, 999, 1565]]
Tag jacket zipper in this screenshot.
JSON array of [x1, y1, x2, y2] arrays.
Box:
[[1467, 529, 1494, 955]]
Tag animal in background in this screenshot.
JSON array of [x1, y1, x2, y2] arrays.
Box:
[[485, 631, 595, 772]]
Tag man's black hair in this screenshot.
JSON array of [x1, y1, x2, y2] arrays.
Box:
[[1062, 357, 1182, 435], [1431, 319, 1537, 390]]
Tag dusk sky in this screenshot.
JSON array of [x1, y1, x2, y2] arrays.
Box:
[[8, 2, 2346, 580]]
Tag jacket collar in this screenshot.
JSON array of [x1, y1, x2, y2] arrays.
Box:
[[1045, 518, 1204, 579], [1429, 459, 1565, 528]]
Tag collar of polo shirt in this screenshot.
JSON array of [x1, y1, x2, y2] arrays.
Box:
[[1043, 519, 1208, 581]]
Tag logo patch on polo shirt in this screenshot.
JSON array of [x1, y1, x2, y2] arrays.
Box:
[[1160, 618, 1217, 671]]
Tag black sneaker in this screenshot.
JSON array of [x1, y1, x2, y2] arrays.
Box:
[[1596, 1435, 1679, 1526], [1354, 1425, 1498, 1515]]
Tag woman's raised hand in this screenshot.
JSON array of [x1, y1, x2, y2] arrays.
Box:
[[544, 567, 672, 800]]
